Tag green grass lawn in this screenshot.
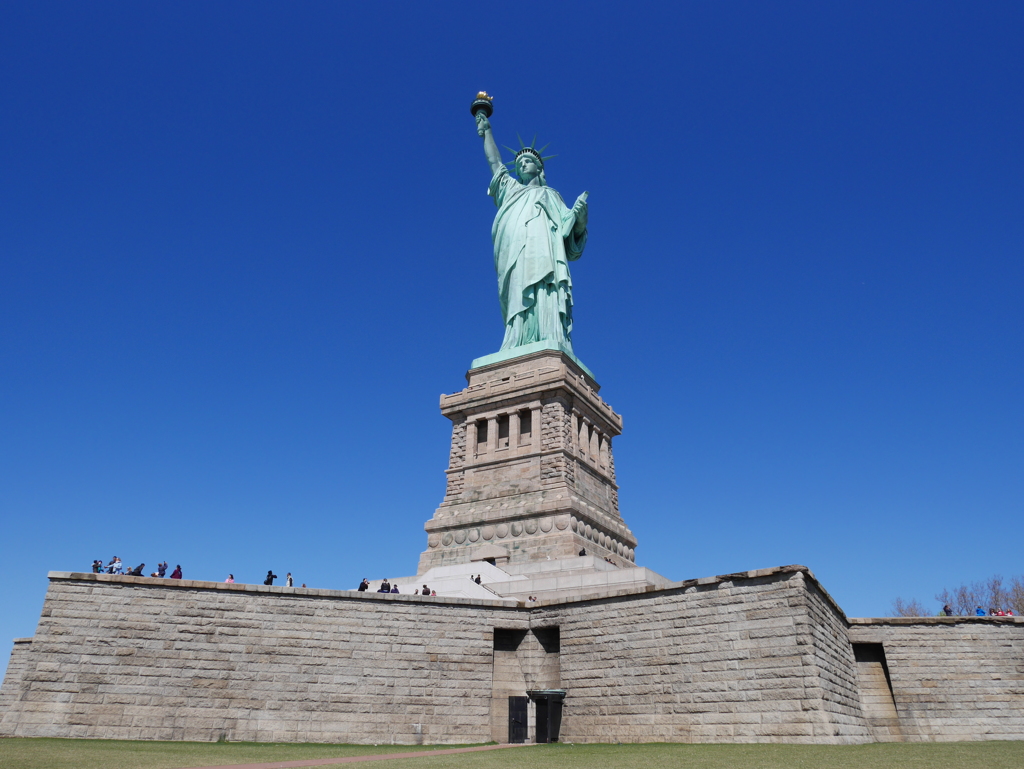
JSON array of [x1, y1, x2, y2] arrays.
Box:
[[1, 738, 1022, 769], [0, 738, 452, 769]]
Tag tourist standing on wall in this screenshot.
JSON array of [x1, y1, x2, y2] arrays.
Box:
[[264, 570, 277, 585], [170, 565, 182, 579], [286, 573, 293, 587]]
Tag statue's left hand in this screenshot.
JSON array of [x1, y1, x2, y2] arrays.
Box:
[[572, 192, 589, 233]]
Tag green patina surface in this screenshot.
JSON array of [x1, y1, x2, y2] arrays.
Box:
[[470, 341, 594, 379], [473, 98, 590, 365]]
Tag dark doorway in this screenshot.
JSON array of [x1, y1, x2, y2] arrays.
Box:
[[535, 698, 549, 743], [527, 689, 565, 743], [508, 696, 528, 744]]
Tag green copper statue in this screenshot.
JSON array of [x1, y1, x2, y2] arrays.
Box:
[[473, 94, 589, 357]]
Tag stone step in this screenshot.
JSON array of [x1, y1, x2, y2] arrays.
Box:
[[501, 555, 622, 576], [488, 565, 671, 602]]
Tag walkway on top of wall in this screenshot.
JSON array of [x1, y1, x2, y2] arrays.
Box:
[[179, 742, 533, 769]]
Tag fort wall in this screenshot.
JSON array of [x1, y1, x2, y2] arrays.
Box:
[[0, 638, 32, 715], [2, 569, 1022, 744], [534, 567, 870, 743], [849, 617, 1024, 742], [0, 574, 518, 744]]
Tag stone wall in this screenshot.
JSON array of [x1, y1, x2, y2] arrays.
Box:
[[533, 566, 871, 743], [849, 617, 1024, 742], [3, 569, 1023, 745], [802, 577, 869, 738], [0, 573, 518, 744], [0, 638, 32, 715]]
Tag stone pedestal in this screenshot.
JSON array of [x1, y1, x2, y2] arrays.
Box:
[[418, 350, 638, 573]]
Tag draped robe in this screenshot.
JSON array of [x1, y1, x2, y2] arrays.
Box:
[[488, 165, 587, 352]]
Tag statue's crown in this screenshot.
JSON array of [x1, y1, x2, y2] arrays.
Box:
[[504, 135, 556, 172], [515, 146, 543, 164]]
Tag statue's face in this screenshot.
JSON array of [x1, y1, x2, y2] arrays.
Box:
[[517, 155, 541, 181]]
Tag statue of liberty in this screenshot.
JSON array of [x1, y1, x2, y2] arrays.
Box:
[[473, 94, 589, 358]]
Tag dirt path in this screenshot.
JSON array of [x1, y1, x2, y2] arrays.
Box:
[[179, 742, 533, 769]]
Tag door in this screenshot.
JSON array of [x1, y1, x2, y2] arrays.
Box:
[[548, 696, 563, 742], [535, 697, 549, 743], [508, 696, 528, 744]]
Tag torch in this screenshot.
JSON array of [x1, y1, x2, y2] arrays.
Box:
[[470, 91, 494, 118]]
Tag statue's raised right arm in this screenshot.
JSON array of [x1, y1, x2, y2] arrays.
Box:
[[475, 112, 504, 176]]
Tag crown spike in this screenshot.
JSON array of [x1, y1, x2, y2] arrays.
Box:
[[508, 134, 553, 170]]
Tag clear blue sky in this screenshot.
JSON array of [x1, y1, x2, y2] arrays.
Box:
[[2, 3, 1022, 677]]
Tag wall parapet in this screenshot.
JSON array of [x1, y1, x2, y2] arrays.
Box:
[[849, 615, 1024, 626], [45, 571, 518, 608]]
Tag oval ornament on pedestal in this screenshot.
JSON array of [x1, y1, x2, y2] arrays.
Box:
[[510, 522, 523, 537], [454, 530, 467, 544], [525, 520, 538, 535], [555, 516, 570, 531], [428, 534, 440, 548], [442, 532, 453, 546], [539, 517, 553, 532], [496, 523, 509, 538], [570, 516, 579, 533], [468, 528, 480, 542], [482, 525, 495, 541]]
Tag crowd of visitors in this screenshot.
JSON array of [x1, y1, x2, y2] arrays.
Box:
[[972, 605, 1015, 616], [89, 559, 304, 587], [92, 558, 178, 578], [941, 603, 1016, 616], [354, 577, 437, 596]]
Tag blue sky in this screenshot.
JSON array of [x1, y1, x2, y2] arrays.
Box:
[[2, 3, 1022, 677]]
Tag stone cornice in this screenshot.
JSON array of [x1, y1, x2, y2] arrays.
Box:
[[441, 353, 621, 432]]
